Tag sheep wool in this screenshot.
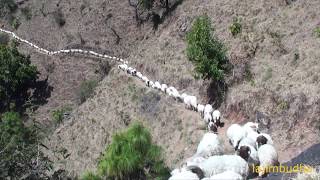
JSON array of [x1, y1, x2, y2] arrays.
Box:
[[196, 132, 223, 158], [199, 155, 249, 178], [207, 170, 243, 180], [227, 124, 247, 150], [257, 144, 279, 177]]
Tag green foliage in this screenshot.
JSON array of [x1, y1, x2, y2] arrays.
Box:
[[98, 122, 170, 180], [52, 106, 72, 124], [0, 112, 27, 146], [138, 0, 154, 10], [21, 7, 32, 20], [77, 79, 98, 104], [81, 171, 101, 180], [0, 45, 38, 112], [10, 17, 20, 29], [229, 17, 242, 37], [0, 111, 40, 178], [314, 27, 320, 38], [0, 0, 17, 17], [0, 33, 10, 46], [186, 15, 228, 80]]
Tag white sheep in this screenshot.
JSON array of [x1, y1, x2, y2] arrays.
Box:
[[212, 110, 222, 126], [167, 87, 180, 99], [256, 133, 273, 149], [146, 80, 154, 87], [169, 167, 200, 180], [118, 64, 128, 71], [182, 95, 197, 111], [197, 104, 205, 117], [179, 93, 188, 102], [195, 154, 249, 178], [237, 144, 259, 166], [227, 124, 247, 150], [154, 81, 162, 90], [243, 122, 259, 134], [203, 113, 213, 124], [194, 122, 223, 158], [204, 104, 213, 115], [257, 144, 279, 177], [161, 84, 168, 93], [141, 76, 148, 83], [136, 72, 143, 79], [203, 171, 243, 180]]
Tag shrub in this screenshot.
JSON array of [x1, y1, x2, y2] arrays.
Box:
[[53, 9, 66, 27], [0, 111, 39, 178], [0, 0, 17, 17], [98, 122, 170, 179], [21, 7, 32, 20], [52, 106, 72, 124], [138, 0, 154, 10], [229, 17, 242, 37], [0, 45, 39, 112], [77, 79, 98, 104], [314, 27, 320, 38], [81, 171, 101, 180], [0, 33, 10, 45], [10, 17, 20, 29], [186, 15, 228, 80]]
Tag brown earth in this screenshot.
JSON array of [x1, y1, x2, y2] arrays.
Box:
[[1, 0, 320, 178]]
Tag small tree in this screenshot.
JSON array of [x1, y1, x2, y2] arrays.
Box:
[[0, 45, 39, 112], [98, 122, 170, 180], [186, 15, 228, 80], [139, 0, 154, 10]]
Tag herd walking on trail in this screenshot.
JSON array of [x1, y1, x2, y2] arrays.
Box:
[[0, 27, 279, 180]]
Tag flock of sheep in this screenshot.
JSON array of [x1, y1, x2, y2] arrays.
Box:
[[0, 27, 280, 180], [117, 62, 280, 180], [0, 28, 128, 64], [168, 121, 279, 180]]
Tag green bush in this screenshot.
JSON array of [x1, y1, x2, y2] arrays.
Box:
[[98, 122, 170, 179], [0, 33, 10, 45], [138, 0, 154, 10], [314, 27, 320, 38], [77, 79, 98, 104], [186, 15, 228, 80], [0, 111, 38, 178], [21, 7, 32, 20], [0, 0, 17, 17], [0, 45, 38, 112], [81, 171, 101, 180], [229, 17, 242, 37], [52, 106, 72, 124], [10, 17, 20, 29]]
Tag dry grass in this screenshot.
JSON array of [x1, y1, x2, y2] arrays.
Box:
[[1, 0, 319, 177]]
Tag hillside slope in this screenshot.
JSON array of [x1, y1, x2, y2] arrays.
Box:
[[1, 0, 319, 178]]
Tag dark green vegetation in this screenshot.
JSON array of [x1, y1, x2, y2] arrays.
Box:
[[52, 106, 72, 125], [315, 27, 320, 38], [229, 17, 242, 37], [77, 79, 99, 104], [0, 43, 52, 179], [83, 123, 170, 180], [0, 44, 39, 112], [0, 112, 50, 179], [186, 15, 228, 81], [0, 0, 17, 17], [139, 0, 154, 10]]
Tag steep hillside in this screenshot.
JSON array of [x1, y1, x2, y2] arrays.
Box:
[[1, 0, 319, 178]]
